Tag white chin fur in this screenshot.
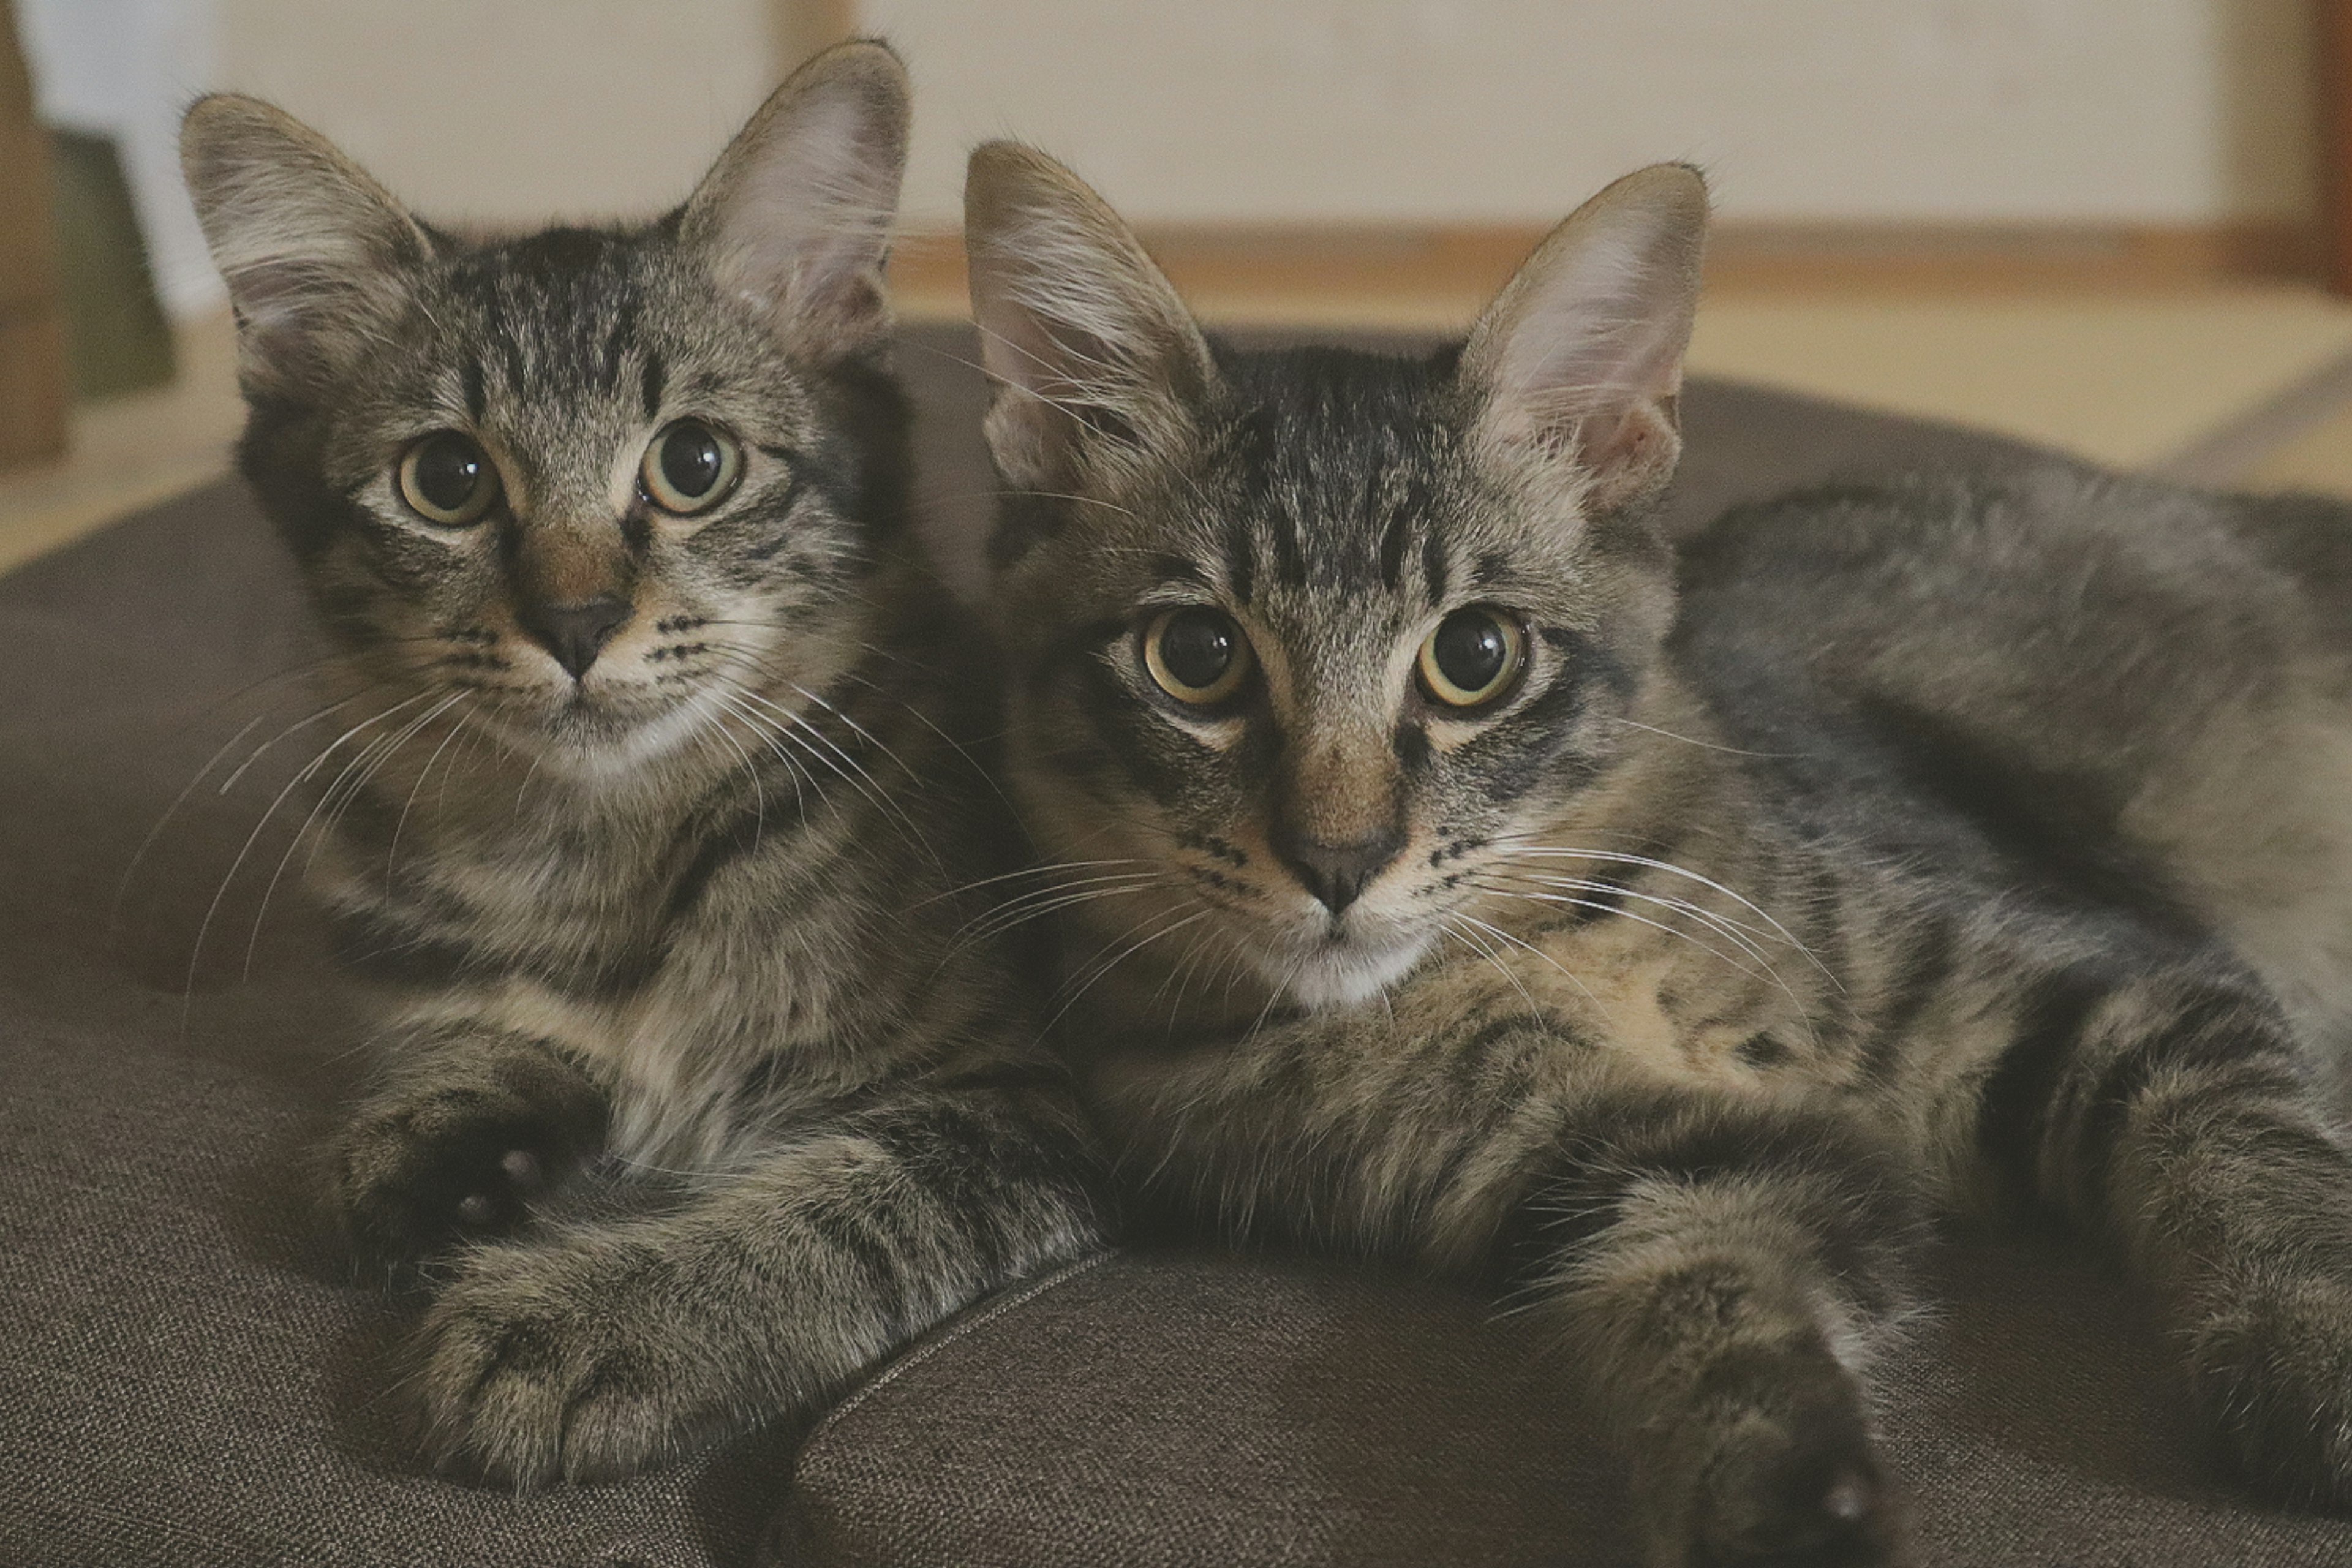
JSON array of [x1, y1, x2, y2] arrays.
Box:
[[1267, 931, 1434, 1011], [503, 690, 716, 783]]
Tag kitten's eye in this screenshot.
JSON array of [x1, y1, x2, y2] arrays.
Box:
[[641, 419, 742, 514], [1419, 608, 1526, 709], [396, 432, 499, 526], [1144, 607, 1253, 706]]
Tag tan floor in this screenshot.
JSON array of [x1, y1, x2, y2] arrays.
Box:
[[1689, 290, 2352, 472], [2244, 400, 2352, 496], [5, 277, 2352, 575], [0, 309, 242, 576]]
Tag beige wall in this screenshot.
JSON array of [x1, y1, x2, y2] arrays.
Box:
[[114, 0, 2322, 319], [215, 0, 788, 224], [867, 0, 2318, 227]]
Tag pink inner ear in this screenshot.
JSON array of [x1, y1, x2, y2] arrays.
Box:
[[703, 80, 903, 361]]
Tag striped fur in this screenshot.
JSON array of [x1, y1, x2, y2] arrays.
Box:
[[967, 143, 2352, 1566], [178, 47, 1103, 1487]]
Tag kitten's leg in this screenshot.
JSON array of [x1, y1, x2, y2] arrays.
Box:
[[1509, 1089, 1921, 1568], [1968, 962, 2352, 1504], [402, 1082, 1103, 1485], [330, 1016, 606, 1273], [1091, 1027, 1921, 1568]]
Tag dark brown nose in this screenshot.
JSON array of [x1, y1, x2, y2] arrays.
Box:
[[518, 597, 630, 680], [1274, 821, 1406, 916]]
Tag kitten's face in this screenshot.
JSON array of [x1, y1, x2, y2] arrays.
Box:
[[252, 235, 888, 774], [183, 46, 911, 780], [966, 149, 1706, 1011]]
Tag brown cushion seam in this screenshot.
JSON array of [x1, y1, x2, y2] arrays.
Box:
[[803, 1250, 1115, 1450]]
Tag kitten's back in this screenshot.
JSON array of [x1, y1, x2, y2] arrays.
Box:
[[1676, 460, 2352, 1053]]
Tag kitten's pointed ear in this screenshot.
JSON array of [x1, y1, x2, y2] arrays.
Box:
[[1460, 164, 1708, 514], [681, 39, 910, 363], [963, 141, 1216, 494], [180, 94, 432, 393]]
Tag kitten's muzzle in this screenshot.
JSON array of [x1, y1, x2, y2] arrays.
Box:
[[1274, 820, 1406, 916], [518, 596, 631, 680]]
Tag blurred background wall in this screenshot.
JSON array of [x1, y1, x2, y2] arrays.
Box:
[[871, 0, 2316, 228], [13, 0, 2332, 320], [7, 0, 2350, 554]]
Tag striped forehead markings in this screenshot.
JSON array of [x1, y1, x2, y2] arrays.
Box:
[[639, 351, 667, 421], [598, 292, 641, 394], [1378, 506, 1411, 590]]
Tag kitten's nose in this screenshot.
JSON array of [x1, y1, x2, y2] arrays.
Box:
[[518, 596, 630, 680], [1275, 822, 1406, 916]]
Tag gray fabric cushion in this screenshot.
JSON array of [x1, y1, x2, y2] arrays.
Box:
[[780, 1245, 2352, 1567], [2, 322, 2324, 1567]]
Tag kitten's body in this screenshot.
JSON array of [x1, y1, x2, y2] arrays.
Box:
[[963, 146, 2352, 1566], [180, 48, 1102, 1485]]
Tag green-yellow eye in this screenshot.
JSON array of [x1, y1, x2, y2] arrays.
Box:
[[1144, 607, 1253, 706], [641, 418, 742, 514], [396, 432, 499, 526], [1418, 608, 1526, 709]]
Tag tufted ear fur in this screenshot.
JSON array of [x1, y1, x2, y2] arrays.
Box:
[[1459, 163, 1708, 515], [680, 39, 910, 364], [962, 141, 1217, 496], [180, 94, 432, 395]]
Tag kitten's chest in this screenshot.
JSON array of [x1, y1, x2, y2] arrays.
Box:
[[437, 820, 673, 949]]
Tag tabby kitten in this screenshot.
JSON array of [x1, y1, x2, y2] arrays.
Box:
[[177, 45, 1102, 1485], [963, 142, 2352, 1566]]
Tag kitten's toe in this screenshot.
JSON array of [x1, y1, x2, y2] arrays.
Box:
[[2187, 1278, 2352, 1509], [405, 1238, 709, 1487], [1688, 1428, 1909, 1567], [331, 1086, 601, 1275], [1660, 1355, 1913, 1568]]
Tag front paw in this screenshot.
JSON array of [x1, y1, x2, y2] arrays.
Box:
[[1648, 1352, 1913, 1568], [2187, 1276, 2352, 1507], [404, 1236, 725, 1487], [329, 1071, 603, 1273]]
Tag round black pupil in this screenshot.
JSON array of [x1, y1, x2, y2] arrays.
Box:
[[1160, 612, 1234, 692], [1434, 613, 1508, 693], [661, 426, 723, 498], [414, 438, 481, 513]]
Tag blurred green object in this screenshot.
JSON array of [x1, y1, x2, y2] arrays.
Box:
[[48, 127, 173, 400]]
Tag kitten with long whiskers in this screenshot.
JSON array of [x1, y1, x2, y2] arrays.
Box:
[[964, 139, 2352, 1566], [175, 43, 1104, 1487]]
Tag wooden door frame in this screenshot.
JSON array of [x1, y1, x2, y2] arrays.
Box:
[[2328, 1, 2352, 292]]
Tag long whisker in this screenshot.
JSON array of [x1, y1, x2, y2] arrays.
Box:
[[709, 656, 941, 869], [1470, 882, 1767, 985], [1599, 716, 1792, 758], [1490, 867, 1778, 961], [708, 679, 818, 823], [699, 694, 769, 856], [1447, 909, 1613, 1022], [258, 690, 467, 979], [385, 695, 478, 878], [950, 876, 1167, 957], [1494, 842, 1833, 984], [1472, 882, 1819, 1047], [909, 857, 1156, 912], [1041, 908, 1208, 1038], [183, 688, 439, 1016], [1441, 914, 1547, 1019]]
